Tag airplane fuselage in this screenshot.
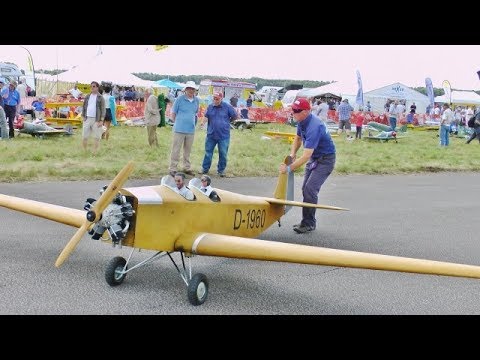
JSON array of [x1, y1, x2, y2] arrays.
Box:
[[120, 185, 285, 252]]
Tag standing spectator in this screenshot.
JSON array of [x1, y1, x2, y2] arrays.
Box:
[[366, 101, 372, 112], [246, 94, 253, 108], [355, 111, 365, 139], [440, 103, 453, 147], [102, 85, 116, 140], [81, 81, 106, 155], [16, 80, 27, 112], [124, 88, 134, 101], [314, 98, 329, 123], [32, 96, 46, 120], [466, 107, 474, 126], [119, 87, 125, 102], [157, 92, 167, 128], [230, 94, 238, 107], [168, 81, 200, 177], [388, 100, 399, 131], [199, 91, 237, 177], [3, 81, 20, 138], [144, 87, 160, 147], [410, 102, 417, 114], [406, 109, 415, 124], [69, 83, 83, 99], [0, 105, 8, 140], [337, 98, 354, 139], [0, 77, 6, 108], [279, 98, 336, 234], [112, 85, 120, 102], [433, 104, 441, 120]]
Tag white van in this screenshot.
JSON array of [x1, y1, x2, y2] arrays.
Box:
[[0, 62, 35, 93]]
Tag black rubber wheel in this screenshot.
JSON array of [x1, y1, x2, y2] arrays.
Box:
[[105, 256, 127, 286], [187, 273, 209, 306]]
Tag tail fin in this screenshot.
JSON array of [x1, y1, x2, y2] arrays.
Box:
[[273, 156, 294, 213]]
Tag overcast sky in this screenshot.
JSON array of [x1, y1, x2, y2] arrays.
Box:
[[2, 45, 479, 91]]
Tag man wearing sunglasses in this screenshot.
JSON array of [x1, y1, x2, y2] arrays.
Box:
[[279, 98, 336, 234]]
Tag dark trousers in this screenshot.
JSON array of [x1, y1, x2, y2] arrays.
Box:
[[355, 125, 362, 139], [301, 154, 336, 228], [4, 105, 17, 138], [466, 128, 479, 143]]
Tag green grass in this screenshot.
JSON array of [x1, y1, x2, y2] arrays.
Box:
[[1, 123, 479, 182]]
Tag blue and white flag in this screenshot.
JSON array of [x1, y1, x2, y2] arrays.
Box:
[[425, 77, 434, 106], [355, 70, 364, 108]]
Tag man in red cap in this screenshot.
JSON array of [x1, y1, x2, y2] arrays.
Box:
[[199, 91, 237, 177], [279, 98, 336, 234]]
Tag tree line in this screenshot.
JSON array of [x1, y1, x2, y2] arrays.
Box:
[[37, 69, 477, 96]]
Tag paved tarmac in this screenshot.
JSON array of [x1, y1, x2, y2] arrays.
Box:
[[0, 172, 479, 315]]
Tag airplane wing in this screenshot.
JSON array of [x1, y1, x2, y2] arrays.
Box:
[[175, 232, 480, 279], [0, 194, 85, 228], [263, 197, 348, 211], [35, 130, 66, 135]]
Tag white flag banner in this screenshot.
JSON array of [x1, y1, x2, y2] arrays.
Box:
[[355, 70, 364, 108]]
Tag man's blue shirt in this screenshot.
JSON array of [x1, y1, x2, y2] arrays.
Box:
[[296, 113, 335, 158], [205, 101, 237, 140], [172, 95, 199, 134]]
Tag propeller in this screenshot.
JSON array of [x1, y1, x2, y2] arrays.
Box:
[[55, 161, 135, 268]]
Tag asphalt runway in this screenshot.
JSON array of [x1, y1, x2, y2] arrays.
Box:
[[1, 172, 479, 315]]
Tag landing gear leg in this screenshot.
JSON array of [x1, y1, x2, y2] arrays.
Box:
[[168, 251, 209, 306]]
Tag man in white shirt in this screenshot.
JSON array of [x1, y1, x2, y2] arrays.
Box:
[[16, 80, 27, 112], [69, 83, 83, 99], [440, 103, 454, 146], [314, 98, 330, 123], [81, 81, 105, 155]]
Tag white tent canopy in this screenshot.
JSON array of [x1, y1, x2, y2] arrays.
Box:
[[363, 82, 429, 113], [434, 90, 480, 106], [57, 54, 152, 87], [301, 81, 357, 99]]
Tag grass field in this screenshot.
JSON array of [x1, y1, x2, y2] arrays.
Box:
[[1, 123, 479, 183]]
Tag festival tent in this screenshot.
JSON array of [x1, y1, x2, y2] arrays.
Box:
[[363, 82, 429, 113], [56, 54, 153, 88], [155, 78, 183, 89], [294, 81, 357, 109], [434, 90, 480, 107]]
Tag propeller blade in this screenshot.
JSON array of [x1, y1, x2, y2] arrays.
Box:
[[55, 222, 90, 267], [91, 161, 135, 222], [55, 161, 135, 268]]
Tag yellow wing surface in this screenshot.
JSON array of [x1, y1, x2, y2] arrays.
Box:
[[0, 194, 85, 228], [175, 232, 480, 279], [264, 197, 348, 211]]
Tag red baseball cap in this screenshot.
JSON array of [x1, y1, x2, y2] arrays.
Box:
[[291, 98, 311, 111], [213, 92, 223, 99]]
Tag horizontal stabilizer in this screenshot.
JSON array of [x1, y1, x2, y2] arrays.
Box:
[[265, 197, 348, 211], [0, 194, 85, 228], [176, 233, 480, 280]]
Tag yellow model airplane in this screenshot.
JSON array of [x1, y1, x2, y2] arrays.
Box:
[[2, 158, 480, 306]]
